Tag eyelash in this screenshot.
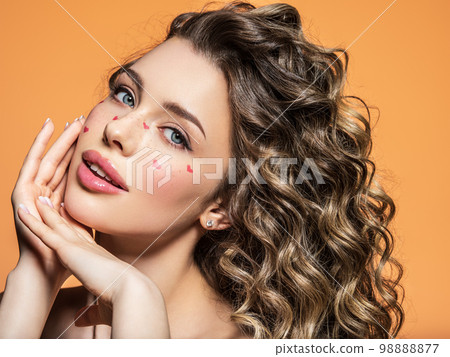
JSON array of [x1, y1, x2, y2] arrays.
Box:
[[160, 127, 192, 151], [109, 81, 193, 152], [109, 82, 135, 108]]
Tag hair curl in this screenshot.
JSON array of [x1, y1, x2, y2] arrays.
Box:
[[108, 1, 405, 338]]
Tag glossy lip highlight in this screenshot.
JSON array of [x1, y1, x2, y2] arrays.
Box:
[[81, 150, 129, 192]]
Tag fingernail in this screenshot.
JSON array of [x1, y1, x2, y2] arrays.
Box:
[[74, 117, 79, 122], [18, 204, 30, 214], [42, 118, 51, 129], [64, 122, 70, 130], [60, 202, 65, 207], [44, 197, 54, 208], [38, 196, 53, 208]]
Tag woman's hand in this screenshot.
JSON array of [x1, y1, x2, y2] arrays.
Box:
[[1, 116, 89, 338], [11, 116, 86, 283], [17, 197, 171, 338]]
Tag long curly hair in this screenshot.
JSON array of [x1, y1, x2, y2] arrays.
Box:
[[108, 1, 405, 338]]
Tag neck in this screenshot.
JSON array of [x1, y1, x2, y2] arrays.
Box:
[[93, 224, 236, 337], [94, 222, 204, 302]]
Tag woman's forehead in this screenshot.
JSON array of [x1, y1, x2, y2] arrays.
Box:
[[125, 37, 232, 152]]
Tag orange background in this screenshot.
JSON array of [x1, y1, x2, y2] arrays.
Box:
[[0, 0, 448, 338]]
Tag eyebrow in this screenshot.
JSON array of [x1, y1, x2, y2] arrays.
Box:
[[117, 67, 206, 139]]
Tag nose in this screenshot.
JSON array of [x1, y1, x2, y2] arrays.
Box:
[[102, 114, 144, 156]]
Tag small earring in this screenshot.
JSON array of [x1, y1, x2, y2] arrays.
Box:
[[206, 220, 214, 228]]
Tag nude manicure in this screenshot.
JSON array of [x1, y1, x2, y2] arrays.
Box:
[[42, 118, 51, 129], [18, 204, 30, 214], [38, 196, 54, 208], [45, 197, 54, 208]]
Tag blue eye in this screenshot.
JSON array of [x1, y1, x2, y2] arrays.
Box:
[[161, 127, 191, 151], [110, 84, 135, 108]]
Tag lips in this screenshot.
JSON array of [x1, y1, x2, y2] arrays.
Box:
[[77, 150, 128, 194]]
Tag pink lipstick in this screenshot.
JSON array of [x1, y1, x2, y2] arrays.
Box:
[[77, 150, 128, 194]]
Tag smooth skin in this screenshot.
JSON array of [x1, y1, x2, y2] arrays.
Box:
[[0, 37, 246, 338], [0, 116, 81, 337]]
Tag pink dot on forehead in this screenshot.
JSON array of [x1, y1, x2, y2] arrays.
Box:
[[112, 116, 118, 120], [187, 164, 193, 173], [143, 122, 149, 129], [83, 127, 89, 133]]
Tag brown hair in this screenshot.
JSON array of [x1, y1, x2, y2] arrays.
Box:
[[108, 1, 404, 338]]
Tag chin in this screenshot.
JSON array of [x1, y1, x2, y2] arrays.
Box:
[[62, 178, 97, 228], [63, 184, 122, 236], [63, 190, 91, 227]]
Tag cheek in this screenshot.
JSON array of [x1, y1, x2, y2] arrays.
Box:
[[149, 162, 195, 200], [79, 112, 124, 139], [81, 117, 103, 134], [81, 106, 122, 133], [150, 160, 222, 202], [63, 175, 90, 226], [116, 164, 197, 233]]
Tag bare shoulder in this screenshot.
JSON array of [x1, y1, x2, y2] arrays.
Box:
[[41, 285, 93, 339]]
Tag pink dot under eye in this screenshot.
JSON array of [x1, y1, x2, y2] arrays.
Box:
[[143, 122, 149, 129], [83, 127, 89, 133], [187, 165, 193, 173], [113, 116, 118, 120]]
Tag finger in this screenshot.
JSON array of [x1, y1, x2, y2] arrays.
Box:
[[16, 118, 55, 184], [36, 197, 93, 245], [17, 203, 61, 251], [35, 117, 84, 186], [47, 142, 76, 191], [53, 170, 68, 203], [14, 195, 44, 221], [14, 203, 49, 254], [74, 304, 112, 327], [34, 196, 74, 235]]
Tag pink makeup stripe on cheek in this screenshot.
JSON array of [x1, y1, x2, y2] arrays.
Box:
[[112, 116, 118, 120], [83, 127, 89, 133], [187, 165, 193, 173], [143, 122, 149, 129]]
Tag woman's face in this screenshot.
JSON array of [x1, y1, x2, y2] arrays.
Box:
[[64, 36, 232, 239]]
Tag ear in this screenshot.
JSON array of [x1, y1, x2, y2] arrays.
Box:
[[199, 201, 231, 231]]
